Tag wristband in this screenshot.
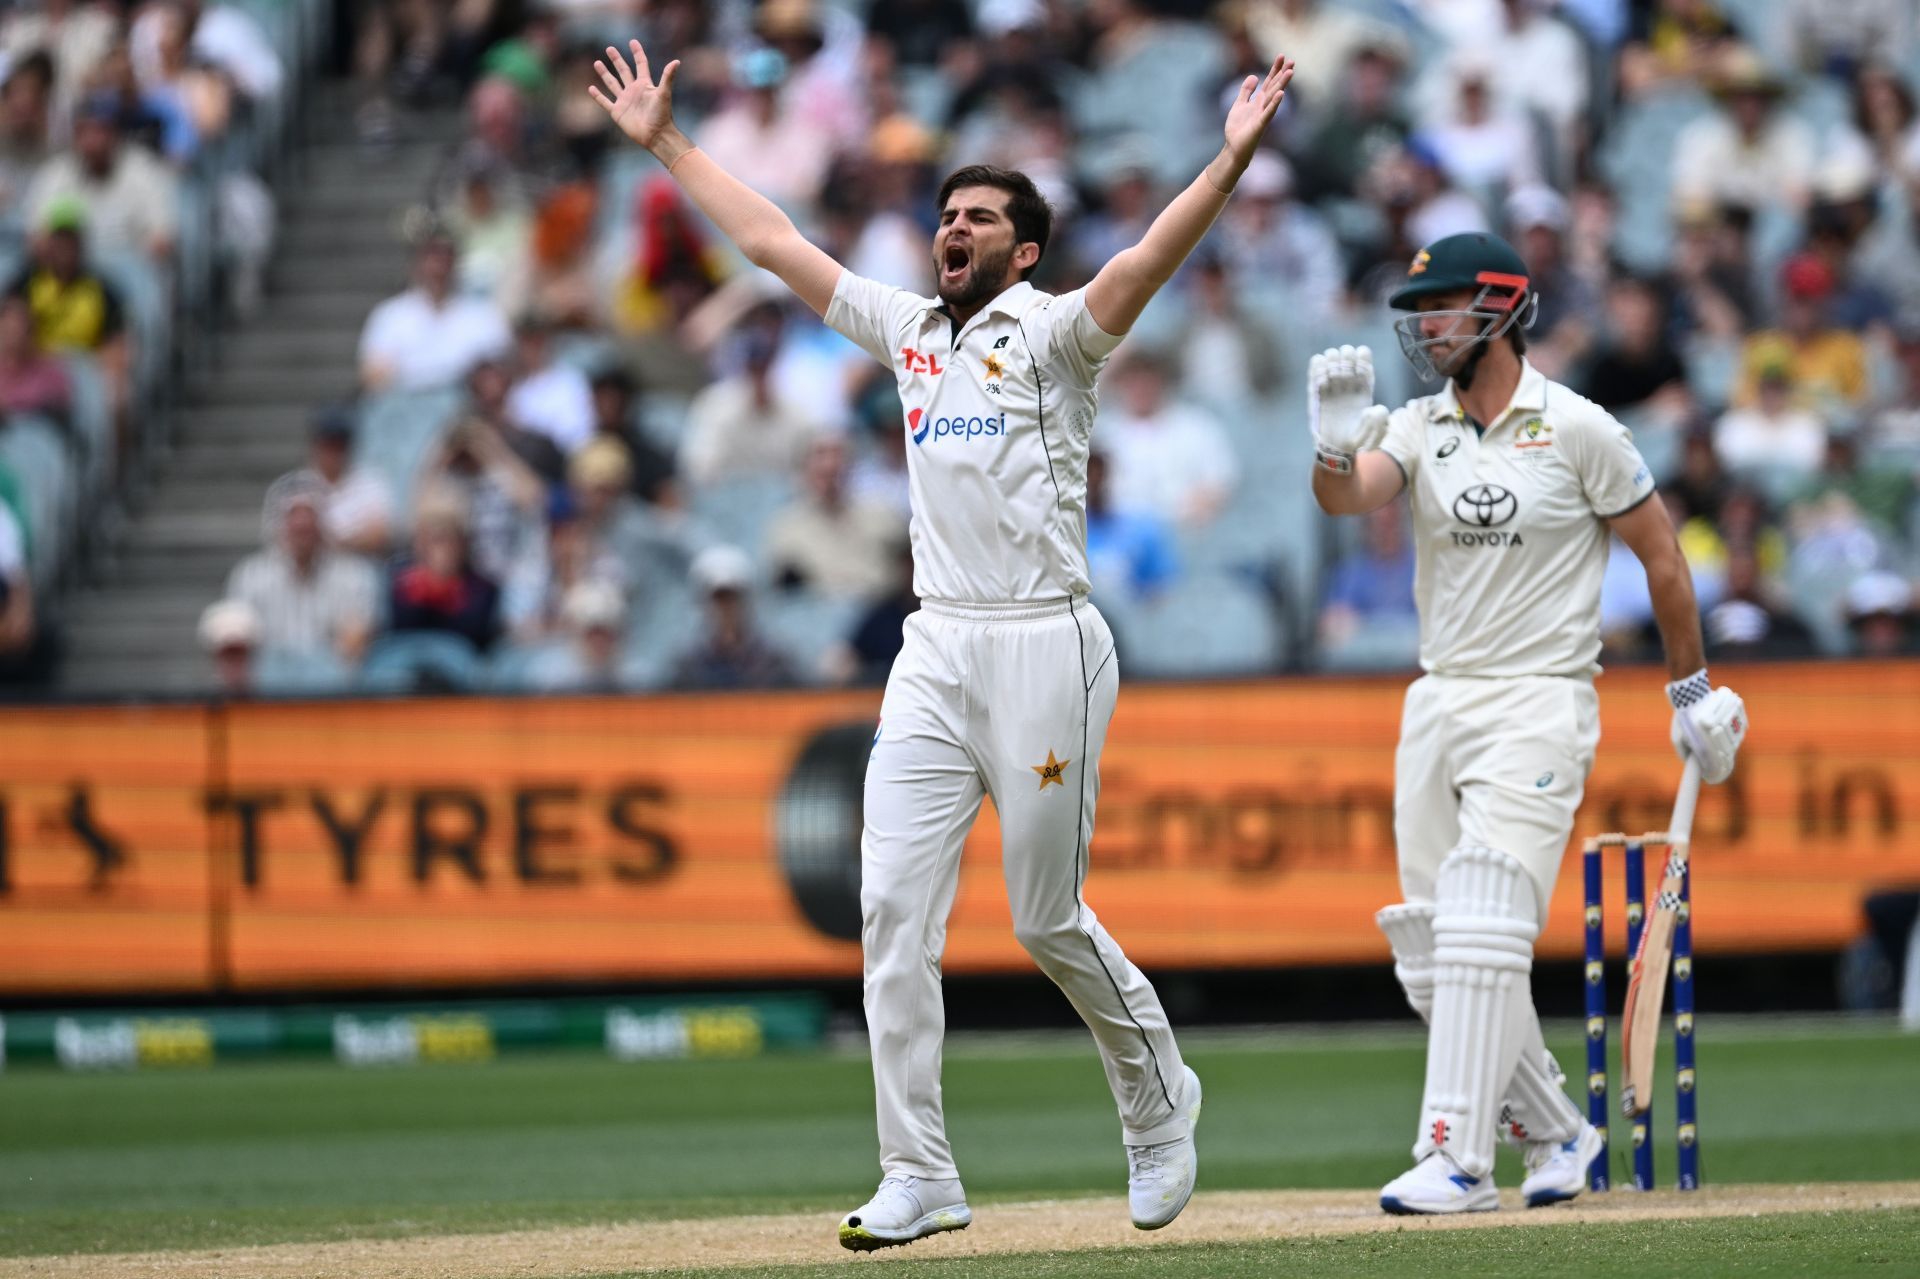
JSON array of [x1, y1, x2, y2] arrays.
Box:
[[1666, 668, 1710, 710], [1315, 445, 1355, 475]]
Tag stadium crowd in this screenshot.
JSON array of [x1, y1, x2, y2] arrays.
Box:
[[185, 0, 1920, 694]]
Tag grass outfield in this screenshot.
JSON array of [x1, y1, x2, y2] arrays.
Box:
[[0, 1019, 1914, 1262]]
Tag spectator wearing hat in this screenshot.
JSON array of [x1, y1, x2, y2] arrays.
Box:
[[1845, 570, 1919, 656], [226, 478, 378, 666], [1670, 45, 1815, 215], [679, 302, 822, 486], [1732, 255, 1871, 416], [699, 47, 833, 215], [1099, 347, 1238, 527], [568, 434, 692, 597], [385, 486, 503, 653], [505, 314, 594, 455], [1716, 356, 1828, 476], [10, 198, 123, 357], [588, 366, 678, 508], [1210, 150, 1342, 322], [197, 598, 258, 696], [288, 409, 393, 557], [0, 292, 67, 418], [527, 578, 631, 692], [672, 544, 794, 689], [25, 90, 178, 262], [764, 432, 904, 601], [1505, 184, 1597, 378], [358, 233, 512, 393]]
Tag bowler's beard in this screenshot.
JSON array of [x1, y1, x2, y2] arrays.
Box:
[[937, 240, 1016, 311]]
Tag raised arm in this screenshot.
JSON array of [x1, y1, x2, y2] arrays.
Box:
[[1084, 55, 1295, 337], [590, 40, 842, 317]]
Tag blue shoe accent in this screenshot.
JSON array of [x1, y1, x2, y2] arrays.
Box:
[[1448, 1173, 1480, 1190], [1380, 1195, 1419, 1216], [1526, 1187, 1579, 1208]]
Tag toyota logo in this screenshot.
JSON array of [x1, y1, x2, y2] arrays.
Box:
[[1453, 484, 1518, 527]]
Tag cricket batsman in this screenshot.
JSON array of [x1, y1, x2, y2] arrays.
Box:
[[590, 39, 1296, 1248], [1307, 232, 1749, 1213]]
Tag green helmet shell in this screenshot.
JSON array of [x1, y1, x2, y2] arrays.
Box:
[[1388, 232, 1532, 311]]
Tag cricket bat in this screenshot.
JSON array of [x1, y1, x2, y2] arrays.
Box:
[[1620, 756, 1703, 1118]]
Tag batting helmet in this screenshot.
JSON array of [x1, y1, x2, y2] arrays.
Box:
[[1388, 232, 1539, 384]]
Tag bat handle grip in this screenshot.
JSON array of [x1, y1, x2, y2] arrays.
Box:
[[1668, 756, 1702, 849]]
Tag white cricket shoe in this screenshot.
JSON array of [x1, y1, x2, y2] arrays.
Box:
[[1129, 1065, 1203, 1229], [836, 1174, 971, 1252], [1379, 1151, 1500, 1215], [1521, 1120, 1606, 1207]]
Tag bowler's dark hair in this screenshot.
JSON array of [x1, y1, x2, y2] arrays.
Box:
[[937, 165, 1052, 278]]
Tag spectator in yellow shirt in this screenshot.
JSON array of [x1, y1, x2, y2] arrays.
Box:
[[1733, 254, 1869, 417]]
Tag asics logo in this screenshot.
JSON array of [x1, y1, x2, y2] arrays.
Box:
[[907, 408, 1007, 446]]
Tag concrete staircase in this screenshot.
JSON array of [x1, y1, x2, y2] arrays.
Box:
[[56, 93, 458, 695]]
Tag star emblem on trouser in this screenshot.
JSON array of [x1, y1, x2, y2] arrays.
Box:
[[1031, 749, 1071, 790]]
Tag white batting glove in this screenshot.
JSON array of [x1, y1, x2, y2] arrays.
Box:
[[1667, 670, 1748, 785], [1308, 345, 1389, 475]]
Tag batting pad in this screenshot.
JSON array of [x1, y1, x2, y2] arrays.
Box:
[[1376, 903, 1437, 1021], [1502, 1007, 1584, 1147], [1380, 898, 1582, 1148], [1416, 845, 1540, 1178]]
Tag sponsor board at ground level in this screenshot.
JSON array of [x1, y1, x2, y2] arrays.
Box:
[[0, 665, 1914, 991]]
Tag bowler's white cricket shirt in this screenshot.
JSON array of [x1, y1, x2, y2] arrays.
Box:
[[1376, 360, 1656, 678], [826, 273, 1124, 605]]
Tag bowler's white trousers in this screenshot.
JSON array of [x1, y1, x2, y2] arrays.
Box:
[[862, 596, 1191, 1179]]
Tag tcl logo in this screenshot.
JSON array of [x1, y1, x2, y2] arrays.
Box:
[[900, 348, 945, 376]]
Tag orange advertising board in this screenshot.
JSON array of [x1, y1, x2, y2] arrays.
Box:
[[1, 662, 1916, 994]]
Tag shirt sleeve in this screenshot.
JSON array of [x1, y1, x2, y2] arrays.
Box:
[[1565, 402, 1656, 518], [1376, 405, 1423, 487], [1024, 285, 1124, 384], [824, 270, 919, 367]]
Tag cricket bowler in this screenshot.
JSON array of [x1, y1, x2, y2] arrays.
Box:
[[1307, 232, 1749, 1213], [590, 37, 1296, 1248]]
